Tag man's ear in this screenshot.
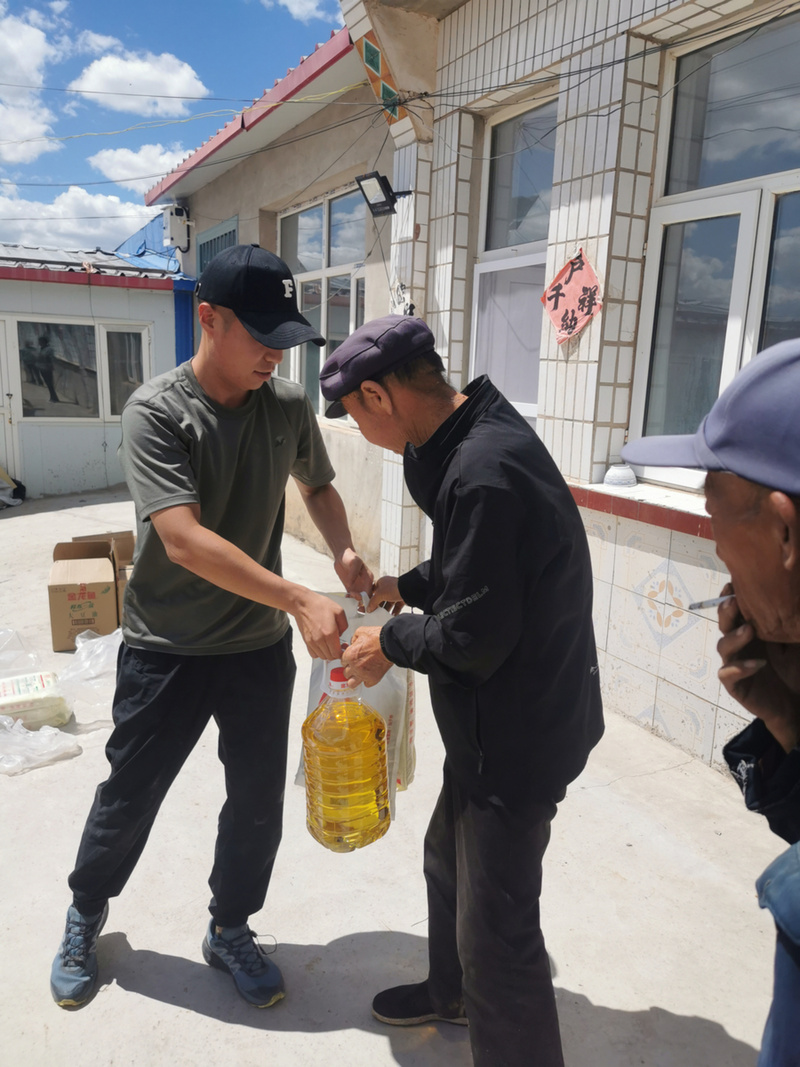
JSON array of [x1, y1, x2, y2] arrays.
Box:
[[769, 491, 799, 569], [197, 302, 216, 333], [359, 379, 394, 414]]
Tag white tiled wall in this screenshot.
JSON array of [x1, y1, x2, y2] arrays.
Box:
[[582, 506, 752, 770], [340, 0, 770, 760]]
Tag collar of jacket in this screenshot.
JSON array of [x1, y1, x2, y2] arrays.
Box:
[[403, 374, 497, 517]]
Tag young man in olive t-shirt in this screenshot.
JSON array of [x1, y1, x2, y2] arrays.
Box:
[[50, 245, 372, 1010]]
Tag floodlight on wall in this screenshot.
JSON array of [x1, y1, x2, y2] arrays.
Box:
[[355, 172, 413, 217]]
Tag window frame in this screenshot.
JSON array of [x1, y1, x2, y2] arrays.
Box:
[[469, 251, 548, 422], [630, 12, 800, 488], [278, 189, 367, 414], [14, 315, 151, 423], [477, 96, 559, 263]]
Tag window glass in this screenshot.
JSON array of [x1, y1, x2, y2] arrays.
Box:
[[644, 215, 739, 437], [760, 191, 800, 351], [329, 192, 366, 267], [667, 12, 800, 194], [107, 331, 144, 416], [327, 275, 352, 355], [18, 322, 97, 418], [281, 207, 324, 274], [300, 281, 323, 409], [486, 100, 557, 250]]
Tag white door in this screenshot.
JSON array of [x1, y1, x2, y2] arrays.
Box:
[[471, 258, 546, 427], [0, 319, 19, 479]]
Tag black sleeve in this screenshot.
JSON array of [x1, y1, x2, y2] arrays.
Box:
[[381, 483, 557, 687], [724, 719, 800, 844], [397, 561, 430, 609]]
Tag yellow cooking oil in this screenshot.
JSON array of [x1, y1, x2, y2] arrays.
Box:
[[302, 665, 390, 853]]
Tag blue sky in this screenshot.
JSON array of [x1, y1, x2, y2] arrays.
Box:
[[0, 0, 344, 250]]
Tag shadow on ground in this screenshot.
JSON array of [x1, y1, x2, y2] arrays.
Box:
[[97, 929, 757, 1067]]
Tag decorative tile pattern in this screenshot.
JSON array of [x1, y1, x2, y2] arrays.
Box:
[[354, 30, 408, 125]]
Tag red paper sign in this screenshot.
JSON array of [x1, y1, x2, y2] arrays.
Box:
[[541, 248, 602, 344]]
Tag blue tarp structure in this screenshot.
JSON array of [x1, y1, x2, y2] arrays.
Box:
[[115, 217, 195, 365]]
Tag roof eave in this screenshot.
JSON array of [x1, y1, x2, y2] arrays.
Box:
[[145, 27, 355, 207]]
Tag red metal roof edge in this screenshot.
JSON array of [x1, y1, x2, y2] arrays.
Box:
[[145, 27, 354, 206], [0, 266, 174, 290]]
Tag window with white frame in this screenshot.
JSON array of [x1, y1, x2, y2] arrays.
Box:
[[197, 216, 238, 274], [17, 320, 148, 420], [629, 11, 800, 483], [279, 190, 367, 413], [471, 98, 557, 426]]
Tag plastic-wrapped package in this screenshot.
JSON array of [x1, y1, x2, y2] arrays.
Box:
[[0, 671, 71, 728], [0, 715, 82, 775]]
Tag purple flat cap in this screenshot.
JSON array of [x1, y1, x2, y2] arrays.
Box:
[[320, 314, 436, 417], [621, 337, 800, 495]]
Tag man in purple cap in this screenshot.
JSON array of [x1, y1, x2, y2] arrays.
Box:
[[320, 314, 604, 1067], [50, 244, 372, 1011], [622, 338, 800, 1066]]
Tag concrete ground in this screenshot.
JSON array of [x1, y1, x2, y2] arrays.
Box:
[[0, 487, 783, 1066]]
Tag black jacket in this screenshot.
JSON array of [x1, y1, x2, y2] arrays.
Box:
[[724, 720, 800, 845], [381, 376, 604, 804]]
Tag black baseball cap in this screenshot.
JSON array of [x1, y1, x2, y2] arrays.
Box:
[[621, 338, 800, 495], [195, 243, 325, 349], [319, 314, 437, 417]]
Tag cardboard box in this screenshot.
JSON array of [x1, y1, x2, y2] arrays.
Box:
[[73, 530, 136, 623], [48, 541, 118, 652]]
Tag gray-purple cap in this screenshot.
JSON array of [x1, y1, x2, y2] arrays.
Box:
[[620, 338, 800, 494], [320, 314, 437, 417]]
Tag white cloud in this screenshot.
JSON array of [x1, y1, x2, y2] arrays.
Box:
[[50, 1, 69, 13], [259, 0, 342, 24], [75, 30, 121, 56], [0, 183, 161, 249], [0, 101, 61, 164], [68, 52, 209, 117], [88, 143, 189, 194], [0, 8, 55, 105]]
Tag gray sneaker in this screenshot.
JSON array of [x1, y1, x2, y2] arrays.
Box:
[[50, 903, 109, 1008], [202, 920, 285, 1007]]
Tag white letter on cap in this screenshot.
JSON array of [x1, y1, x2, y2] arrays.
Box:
[[283, 279, 294, 299]]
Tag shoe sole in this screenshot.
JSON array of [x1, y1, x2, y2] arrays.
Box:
[[202, 936, 285, 1008], [371, 1007, 468, 1027]]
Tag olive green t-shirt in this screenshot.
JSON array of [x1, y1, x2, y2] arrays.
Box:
[[119, 362, 335, 654]]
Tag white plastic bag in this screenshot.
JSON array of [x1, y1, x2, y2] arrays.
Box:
[[296, 593, 416, 815], [57, 628, 121, 714], [0, 715, 82, 775]]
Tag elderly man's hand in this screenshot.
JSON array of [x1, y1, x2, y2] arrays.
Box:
[[342, 626, 393, 688], [717, 583, 800, 753]]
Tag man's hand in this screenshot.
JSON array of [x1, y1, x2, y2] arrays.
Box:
[[291, 589, 348, 662], [717, 583, 800, 753], [334, 548, 374, 599], [342, 626, 393, 688], [366, 575, 405, 616]]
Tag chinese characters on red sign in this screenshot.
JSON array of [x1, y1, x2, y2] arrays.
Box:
[[541, 248, 603, 344]]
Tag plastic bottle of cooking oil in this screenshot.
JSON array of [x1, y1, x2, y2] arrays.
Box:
[[302, 663, 391, 853]]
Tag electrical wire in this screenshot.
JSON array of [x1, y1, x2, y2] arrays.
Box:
[[2, 0, 799, 223]]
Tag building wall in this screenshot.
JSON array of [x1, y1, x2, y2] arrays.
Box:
[[581, 502, 751, 770], [337, 0, 783, 761]]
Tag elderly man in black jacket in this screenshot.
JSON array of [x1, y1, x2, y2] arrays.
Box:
[[320, 315, 604, 1067]]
